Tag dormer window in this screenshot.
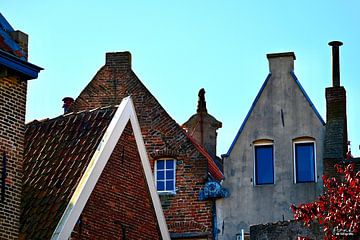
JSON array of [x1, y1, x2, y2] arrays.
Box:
[[293, 137, 316, 183], [155, 159, 176, 194]]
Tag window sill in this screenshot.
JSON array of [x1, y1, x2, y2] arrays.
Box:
[[157, 191, 176, 195]]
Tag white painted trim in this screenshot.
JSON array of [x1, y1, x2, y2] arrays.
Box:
[[51, 97, 170, 240], [253, 141, 275, 186], [293, 140, 317, 184], [154, 158, 177, 195]]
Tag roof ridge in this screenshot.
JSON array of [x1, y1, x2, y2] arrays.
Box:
[[26, 105, 118, 126]]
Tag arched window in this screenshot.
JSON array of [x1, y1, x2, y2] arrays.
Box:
[[154, 158, 176, 194], [293, 137, 316, 183]]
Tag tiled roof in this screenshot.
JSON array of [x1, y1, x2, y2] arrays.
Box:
[[186, 134, 224, 181], [21, 106, 117, 239]]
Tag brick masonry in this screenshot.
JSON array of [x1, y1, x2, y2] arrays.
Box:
[[0, 75, 27, 240], [70, 123, 162, 240], [324, 86, 348, 178], [70, 52, 214, 238]]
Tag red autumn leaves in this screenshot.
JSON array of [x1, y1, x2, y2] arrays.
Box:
[[291, 163, 360, 239]]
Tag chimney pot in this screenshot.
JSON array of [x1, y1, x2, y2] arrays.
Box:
[[62, 97, 74, 114], [105, 52, 131, 69], [328, 41, 343, 87]]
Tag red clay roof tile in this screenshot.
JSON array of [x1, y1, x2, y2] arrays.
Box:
[[21, 106, 117, 239]]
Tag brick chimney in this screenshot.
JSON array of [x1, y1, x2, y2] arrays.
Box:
[[105, 52, 131, 70], [183, 89, 222, 159], [323, 41, 348, 177]]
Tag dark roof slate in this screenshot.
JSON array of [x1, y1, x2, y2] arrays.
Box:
[[21, 106, 117, 239]]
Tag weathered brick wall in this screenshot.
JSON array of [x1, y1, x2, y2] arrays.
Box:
[[0, 75, 27, 240], [70, 52, 213, 238], [71, 123, 162, 239], [324, 86, 347, 178], [250, 221, 323, 240]]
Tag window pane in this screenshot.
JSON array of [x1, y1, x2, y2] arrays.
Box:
[[166, 160, 174, 169], [166, 170, 174, 180], [157, 170, 165, 180], [165, 180, 174, 191], [157, 181, 165, 191], [157, 160, 164, 170], [255, 145, 274, 185], [155, 159, 176, 193], [295, 143, 315, 182]]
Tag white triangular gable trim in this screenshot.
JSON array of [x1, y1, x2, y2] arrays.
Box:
[[51, 97, 170, 240]]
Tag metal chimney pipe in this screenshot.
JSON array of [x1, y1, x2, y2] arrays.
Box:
[[328, 41, 343, 87]]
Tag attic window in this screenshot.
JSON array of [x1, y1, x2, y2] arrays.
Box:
[[155, 159, 176, 194], [294, 140, 316, 183], [254, 140, 274, 185]]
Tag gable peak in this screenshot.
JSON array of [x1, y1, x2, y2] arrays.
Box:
[[267, 52, 296, 73], [105, 51, 131, 70]]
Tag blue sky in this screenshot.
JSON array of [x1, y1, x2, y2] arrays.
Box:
[[2, 1, 360, 156]]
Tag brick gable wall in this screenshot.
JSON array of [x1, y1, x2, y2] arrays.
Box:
[[70, 123, 162, 239], [0, 75, 27, 240], [70, 52, 213, 238]]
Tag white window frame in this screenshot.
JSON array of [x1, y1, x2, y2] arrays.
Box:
[[293, 140, 317, 183], [154, 158, 176, 194], [253, 141, 275, 186]]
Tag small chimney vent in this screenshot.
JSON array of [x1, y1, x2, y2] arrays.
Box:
[[328, 41, 343, 87], [62, 97, 74, 114]]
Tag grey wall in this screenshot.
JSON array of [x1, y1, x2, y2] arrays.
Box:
[[217, 53, 325, 239], [250, 221, 323, 240]]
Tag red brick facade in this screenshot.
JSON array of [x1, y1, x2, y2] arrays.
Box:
[[71, 123, 162, 239], [70, 52, 215, 238], [0, 75, 27, 240]]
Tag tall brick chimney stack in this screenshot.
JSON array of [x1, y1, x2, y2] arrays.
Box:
[[323, 41, 348, 177]]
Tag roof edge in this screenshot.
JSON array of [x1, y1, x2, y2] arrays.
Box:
[[0, 49, 43, 80], [290, 71, 325, 125], [0, 13, 14, 32], [225, 73, 272, 156], [51, 97, 170, 240]]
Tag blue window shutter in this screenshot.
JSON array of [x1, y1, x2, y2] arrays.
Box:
[[295, 143, 315, 183], [255, 145, 274, 185]]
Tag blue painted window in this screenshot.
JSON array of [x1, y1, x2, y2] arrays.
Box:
[[295, 142, 315, 183], [155, 159, 176, 194], [255, 145, 274, 185]]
